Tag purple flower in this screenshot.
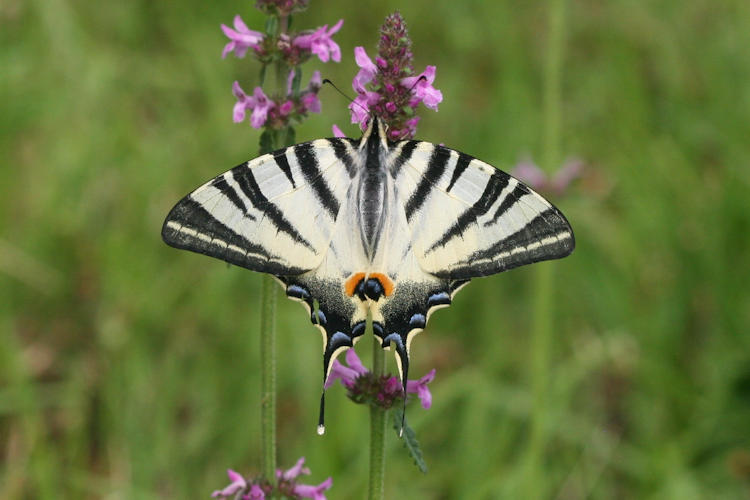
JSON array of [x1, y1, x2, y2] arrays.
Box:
[[401, 65, 443, 111], [353, 46, 378, 93], [512, 158, 583, 197], [326, 349, 435, 410], [232, 82, 275, 129], [292, 477, 333, 500], [221, 15, 264, 59], [325, 349, 366, 389], [293, 19, 344, 63], [406, 369, 436, 409], [300, 71, 322, 113], [348, 91, 380, 129], [211, 469, 247, 498], [277, 457, 311, 481]]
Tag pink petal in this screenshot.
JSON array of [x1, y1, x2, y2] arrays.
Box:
[[308, 70, 322, 89], [327, 19, 344, 36], [211, 469, 247, 497], [406, 369, 436, 409], [232, 81, 247, 100], [332, 124, 346, 138], [293, 477, 333, 500], [301, 93, 321, 113], [324, 360, 359, 389], [344, 348, 369, 376], [287, 69, 296, 95], [277, 457, 311, 480], [233, 14, 249, 33], [221, 41, 235, 59], [247, 484, 265, 500], [233, 100, 247, 122]]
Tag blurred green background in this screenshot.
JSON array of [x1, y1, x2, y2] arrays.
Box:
[[2, 0, 750, 498]]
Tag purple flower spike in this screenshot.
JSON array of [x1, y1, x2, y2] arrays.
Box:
[[402, 66, 443, 111], [293, 477, 333, 500], [346, 12, 440, 138], [294, 19, 344, 63], [221, 15, 264, 59], [406, 368, 435, 409], [211, 469, 247, 498]]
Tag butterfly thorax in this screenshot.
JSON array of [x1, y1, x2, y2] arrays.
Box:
[[355, 118, 391, 260]]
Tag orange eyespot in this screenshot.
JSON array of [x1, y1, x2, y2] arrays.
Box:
[[369, 272, 395, 297], [344, 272, 367, 297], [344, 272, 395, 298]]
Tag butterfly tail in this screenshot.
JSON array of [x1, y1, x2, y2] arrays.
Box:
[[374, 322, 410, 437]]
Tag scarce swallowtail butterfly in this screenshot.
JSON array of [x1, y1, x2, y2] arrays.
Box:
[[162, 117, 574, 433]]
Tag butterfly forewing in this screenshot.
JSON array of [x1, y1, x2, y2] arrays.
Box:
[[389, 141, 574, 279], [162, 139, 357, 275]]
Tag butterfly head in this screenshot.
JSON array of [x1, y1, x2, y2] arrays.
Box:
[[359, 115, 389, 151]]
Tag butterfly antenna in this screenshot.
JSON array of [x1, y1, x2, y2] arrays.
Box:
[[322, 78, 371, 124], [404, 74, 427, 94]]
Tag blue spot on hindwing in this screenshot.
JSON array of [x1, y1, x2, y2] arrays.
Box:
[[287, 284, 311, 300], [329, 331, 351, 349], [427, 291, 451, 307], [409, 313, 426, 329]]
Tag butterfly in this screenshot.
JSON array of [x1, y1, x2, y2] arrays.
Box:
[[162, 117, 574, 433]]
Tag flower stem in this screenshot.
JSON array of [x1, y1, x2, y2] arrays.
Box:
[[525, 0, 566, 498], [259, 16, 290, 491], [368, 336, 387, 500], [260, 274, 277, 486]]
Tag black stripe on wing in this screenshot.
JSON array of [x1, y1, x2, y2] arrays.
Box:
[[161, 198, 307, 275], [273, 152, 296, 188], [404, 146, 451, 221], [294, 143, 341, 219], [446, 152, 473, 192], [439, 208, 575, 279], [483, 183, 528, 227], [328, 138, 358, 178], [389, 140, 420, 178], [231, 164, 316, 252], [425, 170, 511, 253]]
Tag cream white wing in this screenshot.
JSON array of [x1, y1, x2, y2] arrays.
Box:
[[388, 141, 575, 280], [162, 138, 358, 275]]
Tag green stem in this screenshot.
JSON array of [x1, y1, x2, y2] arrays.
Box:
[[259, 14, 290, 491], [260, 274, 277, 485], [525, 0, 565, 498], [368, 337, 387, 500]]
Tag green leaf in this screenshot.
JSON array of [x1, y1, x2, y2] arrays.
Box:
[[392, 407, 428, 473]]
